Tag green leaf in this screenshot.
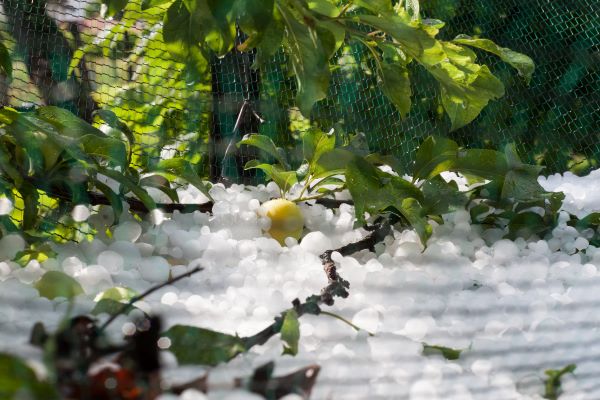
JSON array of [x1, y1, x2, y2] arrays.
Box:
[[36, 106, 105, 139], [0, 353, 60, 400], [93, 109, 135, 147], [245, 161, 298, 193], [98, 168, 157, 212], [501, 169, 546, 201], [365, 153, 406, 176], [352, 0, 393, 14], [240, 4, 284, 67], [35, 271, 84, 300], [281, 309, 300, 356], [469, 203, 491, 223], [163, 0, 209, 74], [453, 35, 535, 84], [92, 178, 123, 225], [94, 286, 137, 302], [346, 156, 430, 244], [0, 42, 12, 79], [162, 325, 246, 366], [142, 0, 173, 10], [378, 61, 411, 117], [413, 136, 458, 181], [101, 0, 128, 17], [544, 364, 576, 400], [279, 4, 330, 116], [573, 212, 600, 231], [421, 176, 467, 216], [435, 43, 505, 130], [313, 148, 355, 178], [507, 212, 548, 240], [237, 134, 289, 168], [80, 135, 127, 168], [153, 158, 212, 200], [140, 174, 180, 203], [454, 149, 508, 180], [13, 243, 57, 267], [183, 0, 237, 56], [399, 197, 433, 245], [302, 129, 336, 167], [91, 298, 135, 316], [422, 343, 462, 360]]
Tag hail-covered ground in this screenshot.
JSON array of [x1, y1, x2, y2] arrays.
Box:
[[1, 169, 600, 400]]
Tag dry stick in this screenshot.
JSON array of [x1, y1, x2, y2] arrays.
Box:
[[242, 221, 391, 349], [98, 266, 204, 333]]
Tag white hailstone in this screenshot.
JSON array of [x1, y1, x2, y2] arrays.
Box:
[[248, 198, 260, 211], [149, 209, 164, 226], [121, 321, 136, 336], [410, 380, 439, 400], [573, 237, 589, 251], [352, 307, 381, 334], [299, 231, 332, 255], [71, 204, 90, 222], [0, 196, 13, 215], [77, 265, 113, 294], [180, 389, 208, 400], [0, 234, 26, 261], [97, 250, 124, 274], [138, 256, 170, 283], [136, 243, 155, 257], [340, 256, 367, 286], [491, 239, 520, 264], [0, 261, 11, 281], [181, 239, 207, 260], [113, 221, 142, 242], [400, 317, 432, 341], [14, 261, 44, 284], [62, 256, 85, 276], [161, 291, 178, 306], [471, 359, 493, 377], [109, 241, 142, 263], [331, 343, 355, 358]]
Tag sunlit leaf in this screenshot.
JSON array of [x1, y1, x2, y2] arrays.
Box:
[[453, 35, 535, 83]]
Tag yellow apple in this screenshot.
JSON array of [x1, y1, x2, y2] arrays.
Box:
[[260, 198, 304, 245]]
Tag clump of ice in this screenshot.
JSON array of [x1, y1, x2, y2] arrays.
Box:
[[0, 169, 599, 398]]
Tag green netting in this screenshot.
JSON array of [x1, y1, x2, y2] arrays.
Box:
[[0, 0, 598, 182]]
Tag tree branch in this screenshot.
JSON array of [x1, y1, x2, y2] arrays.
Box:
[[242, 220, 391, 349]]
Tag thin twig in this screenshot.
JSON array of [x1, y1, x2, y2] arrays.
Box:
[[98, 266, 204, 333]]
